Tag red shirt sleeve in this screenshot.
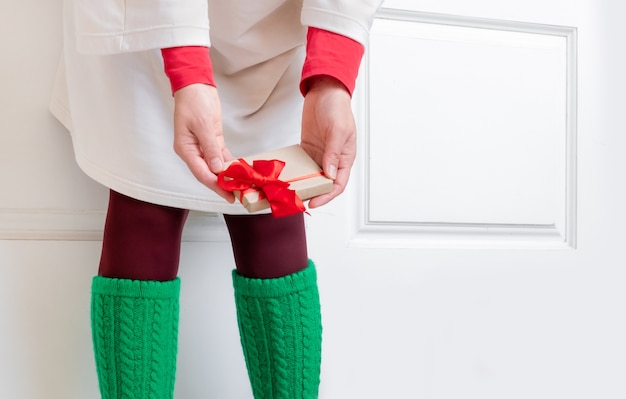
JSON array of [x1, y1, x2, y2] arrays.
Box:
[[161, 46, 216, 95], [300, 27, 365, 97], [161, 28, 364, 97]]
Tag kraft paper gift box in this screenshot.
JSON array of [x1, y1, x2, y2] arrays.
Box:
[[222, 144, 334, 214]]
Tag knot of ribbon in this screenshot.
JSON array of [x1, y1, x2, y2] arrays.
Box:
[[217, 158, 305, 218]]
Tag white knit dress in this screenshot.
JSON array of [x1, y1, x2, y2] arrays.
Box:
[[50, 0, 382, 213]]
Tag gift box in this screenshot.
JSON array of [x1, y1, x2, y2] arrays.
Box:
[[218, 144, 334, 216]]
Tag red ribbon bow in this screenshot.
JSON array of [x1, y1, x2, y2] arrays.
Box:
[[217, 158, 305, 218]]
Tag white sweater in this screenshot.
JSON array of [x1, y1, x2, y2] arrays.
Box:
[[51, 0, 382, 213]]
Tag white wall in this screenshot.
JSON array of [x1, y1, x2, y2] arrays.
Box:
[[0, 1, 254, 397], [0, 2, 344, 398]]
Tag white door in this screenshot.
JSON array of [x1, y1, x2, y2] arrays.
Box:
[[305, 1, 626, 398]]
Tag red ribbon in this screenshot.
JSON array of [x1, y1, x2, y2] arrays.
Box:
[[217, 158, 306, 218]]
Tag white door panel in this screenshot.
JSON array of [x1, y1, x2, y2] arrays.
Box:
[[356, 9, 575, 248], [306, 1, 626, 398]]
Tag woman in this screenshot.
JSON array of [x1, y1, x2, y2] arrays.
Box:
[[50, 0, 382, 397]]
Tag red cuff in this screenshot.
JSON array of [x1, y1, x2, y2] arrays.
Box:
[[300, 27, 365, 97], [161, 46, 216, 95]]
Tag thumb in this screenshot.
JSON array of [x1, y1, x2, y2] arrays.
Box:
[[199, 129, 226, 174], [206, 154, 224, 174], [322, 128, 347, 180], [322, 146, 340, 180]]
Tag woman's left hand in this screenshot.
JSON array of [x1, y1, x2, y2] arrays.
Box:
[[301, 76, 357, 208]]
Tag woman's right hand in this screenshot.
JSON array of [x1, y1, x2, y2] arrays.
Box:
[[172, 83, 235, 202]]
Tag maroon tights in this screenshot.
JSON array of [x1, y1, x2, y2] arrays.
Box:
[[98, 190, 308, 281]]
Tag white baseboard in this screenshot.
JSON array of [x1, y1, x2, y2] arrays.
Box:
[[0, 208, 229, 242]]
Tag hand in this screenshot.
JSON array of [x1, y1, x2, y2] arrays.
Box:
[[172, 83, 235, 202], [301, 76, 357, 208]]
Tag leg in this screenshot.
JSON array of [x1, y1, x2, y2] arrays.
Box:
[[224, 213, 322, 399], [223, 213, 308, 279], [98, 190, 189, 281], [91, 190, 187, 399]]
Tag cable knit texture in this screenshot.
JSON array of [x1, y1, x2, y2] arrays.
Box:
[[232, 260, 322, 399], [91, 276, 180, 399]]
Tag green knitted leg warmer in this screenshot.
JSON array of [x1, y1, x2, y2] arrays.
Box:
[[90, 276, 180, 399], [232, 260, 322, 399]]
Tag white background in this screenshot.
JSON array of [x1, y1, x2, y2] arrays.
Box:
[[2, 0, 626, 398]]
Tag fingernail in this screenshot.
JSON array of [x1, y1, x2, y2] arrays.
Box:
[[210, 157, 223, 172], [327, 165, 337, 180]]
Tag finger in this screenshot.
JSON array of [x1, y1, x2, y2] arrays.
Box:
[[322, 121, 357, 179], [308, 163, 351, 208], [176, 141, 235, 202], [189, 159, 235, 202], [196, 121, 226, 174], [321, 135, 342, 180]]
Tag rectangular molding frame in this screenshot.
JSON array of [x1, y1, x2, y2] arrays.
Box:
[[350, 8, 578, 249]]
